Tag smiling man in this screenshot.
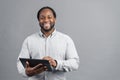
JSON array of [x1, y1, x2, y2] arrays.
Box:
[[17, 6, 79, 80]]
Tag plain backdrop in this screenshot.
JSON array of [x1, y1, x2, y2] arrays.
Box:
[[0, 0, 120, 80]]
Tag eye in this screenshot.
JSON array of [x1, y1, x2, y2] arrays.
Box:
[[40, 17, 44, 20], [48, 16, 52, 19]]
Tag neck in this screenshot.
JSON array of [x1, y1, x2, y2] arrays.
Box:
[[41, 28, 55, 37]]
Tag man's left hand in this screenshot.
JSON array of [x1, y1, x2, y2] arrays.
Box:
[[42, 56, 57, 68]]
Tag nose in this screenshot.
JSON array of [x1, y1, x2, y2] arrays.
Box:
[[44, 17, 49, 22]]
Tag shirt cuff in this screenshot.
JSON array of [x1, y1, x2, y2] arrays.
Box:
[[55, 59, 63, 71]]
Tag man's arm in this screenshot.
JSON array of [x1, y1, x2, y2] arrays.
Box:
[[17, 38, 30, 77], [43, 37, 79, 72], [55, 37, 79, 72], [17, 38, 47, 77]]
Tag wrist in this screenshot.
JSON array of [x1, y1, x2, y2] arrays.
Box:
[[54, 60, 57, 68]]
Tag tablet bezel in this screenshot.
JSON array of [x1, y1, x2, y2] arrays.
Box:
[[19, 58, 52, 71]]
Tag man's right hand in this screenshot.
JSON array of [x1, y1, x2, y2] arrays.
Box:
[[25, 61, 47, 77]]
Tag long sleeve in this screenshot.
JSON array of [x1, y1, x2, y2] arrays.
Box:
[[17, 38, 30, 77], [55, 37, 79, 72]]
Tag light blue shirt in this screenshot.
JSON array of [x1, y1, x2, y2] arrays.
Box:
[[17, 30, 79, 80]]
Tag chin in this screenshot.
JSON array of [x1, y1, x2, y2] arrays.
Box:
[[40, 25, 54, 32], [42, 28, 50, 32]]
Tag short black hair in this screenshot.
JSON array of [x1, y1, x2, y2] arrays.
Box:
[[37, 6, 56, 20]]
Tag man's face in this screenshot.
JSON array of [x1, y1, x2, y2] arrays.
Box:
[[39, 9, 56, 32]]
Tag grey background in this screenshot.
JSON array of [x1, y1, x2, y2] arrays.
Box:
[[0, 0, 120, 80]]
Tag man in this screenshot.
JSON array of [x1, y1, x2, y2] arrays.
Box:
[[17, 6, 79, 80]]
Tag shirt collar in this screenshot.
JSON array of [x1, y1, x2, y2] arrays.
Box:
[[39, 29, 57, 38]]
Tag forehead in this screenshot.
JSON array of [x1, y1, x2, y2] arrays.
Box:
[[40, 9, 53, 16]]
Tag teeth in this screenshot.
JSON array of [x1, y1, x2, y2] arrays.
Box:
[[44, 23, 50, 27]]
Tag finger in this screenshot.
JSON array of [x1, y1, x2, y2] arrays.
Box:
[[43, 57, 49, 60], [44, 66, 48, 71], [43, 56, 52, 60], [25, 61, 29, 68], [48, 60, 52, 66], [33, 64, 43, 70], [34, 66, 46, 74], [43, 56, 48, 59], [47, 56, 52, 58], [48, 56, 54, 61], [46, 56, 53, 60], [49, 59, 57, 67]]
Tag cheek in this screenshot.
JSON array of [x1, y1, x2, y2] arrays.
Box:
[[51, 19, 55, 23], [39, 21, 44, 25], [39, 19, 43, 22], [39, 20, 43, 23]]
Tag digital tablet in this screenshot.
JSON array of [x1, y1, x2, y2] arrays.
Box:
[[19, 58, 52, 71]]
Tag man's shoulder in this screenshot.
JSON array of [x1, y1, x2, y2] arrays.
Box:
[[56, 31, 72, 40], [57, 31, 68, 37], [25, 32, 39, 40], [56, 31, 75, 44]]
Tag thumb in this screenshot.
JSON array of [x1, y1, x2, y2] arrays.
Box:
[[25, 61, 30, 68]]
